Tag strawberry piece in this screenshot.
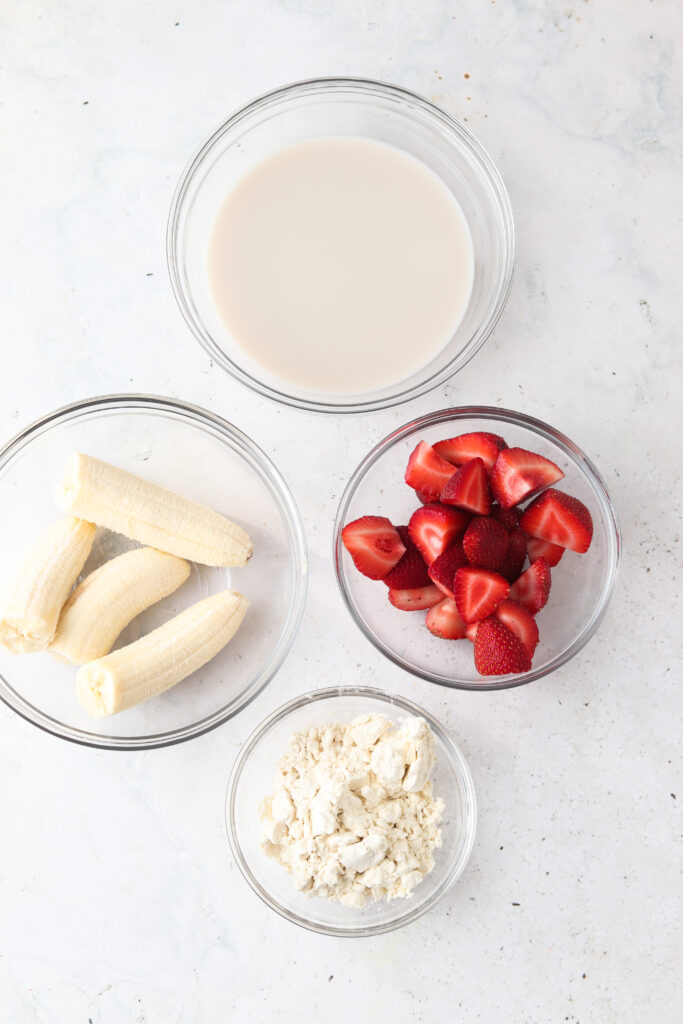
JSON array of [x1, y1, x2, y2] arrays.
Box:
[[428, 540, 468, 597], [388, 584, 443, 611], [474, 617, 532, 676], [494, 598, 539, 657], [405, 441, 456, 499], [465, 622, 479, 642], [341, 515, 406, 580], [491, 503, 520, 533], [408, 504, 470, 565], [462, 517, 509, 571], [526, 535, 565, 567], [520, 489, 593, 554], [509, 558, 552, 614], [453, 566, 509, 623], [425, 598, 468, 639], [489, 448, 564, 510], [441, 458, 492, 515], [498, 527, 528, 582], [382, 526, 430, 589], [416, 489, 435, 505], [434, 431, 507, 471]]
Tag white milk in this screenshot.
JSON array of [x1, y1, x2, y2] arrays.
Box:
[[207, 137, 474, 394]]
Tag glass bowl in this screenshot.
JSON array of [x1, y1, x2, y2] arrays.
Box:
[[226, 686, 476, 936], [334, 407, 621, 691], [167, 77, 514, 414], [0, 394, 307, 749]]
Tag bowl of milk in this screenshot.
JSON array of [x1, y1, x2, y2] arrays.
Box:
[[167, 78, 514, 413]]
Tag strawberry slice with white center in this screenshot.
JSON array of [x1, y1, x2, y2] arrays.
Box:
[[441, 457, 492, 515], [526, 535, 565, 567], [494, 598, 539, 657], [462, 516, 509, 572], [425, 597, 468, 639], [520, 489, 593, 554], [474, 617, 532, 675], [434, 431, 507, 470], [382, 526, 430, 589], [341, 515, 406, 580], [427, 540, 468, 597], [408, 504, 470, 565], [405, 441, 456, 500], [509, 558, 552, 614], [388, 584, 443, 610], [453, 566, 509, 623], [489, 448, 564, 510]]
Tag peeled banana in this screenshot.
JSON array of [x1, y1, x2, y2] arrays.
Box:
[[49, 547, 191, 665], [0, 516, 96, 654], [76, 589, 248, 717], [57, 452, 253, 568]]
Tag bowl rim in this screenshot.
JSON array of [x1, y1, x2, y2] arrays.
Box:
[[333, 405, 622, 691], [0, 392, 308, 750], [225, 684, 477, 937], [167, 75, 515, 415]]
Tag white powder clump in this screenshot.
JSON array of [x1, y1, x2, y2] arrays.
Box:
[[260, 714, 445, 907]]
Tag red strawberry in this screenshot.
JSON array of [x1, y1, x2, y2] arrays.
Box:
[[509, 558, 552, 614], [497, 527, 528, 582], [441, 458, 492, 515], [489, 448, 564, 510], [474, 617, 532, 675], [462, 517, 509, 571], [388, 584, 443, 611], [425, 597, 468, 639], [382, 526, 430, 589], [491, 503, 520, 533], [434, 431, 507, 471], [416, 489, 435, 505], [494, 598, 539, 657], [465, 622, 479, 642], [526, 535, 565, 567], [453, 566, 509, 623], [405, 441, 456, 499], [342, 515, 406, 580], [428, 540, 468, 597], [520, 489, 593, 554], [408, 504, 470, 565]]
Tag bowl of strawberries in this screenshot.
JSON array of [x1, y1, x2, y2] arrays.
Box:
[[334, 407, 621, 690]]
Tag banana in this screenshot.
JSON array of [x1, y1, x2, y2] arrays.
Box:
[[49, 547, 191, 665], [0, 516, 96, 654], [76, 589, 248, 717], [56, 452, 253, 567]]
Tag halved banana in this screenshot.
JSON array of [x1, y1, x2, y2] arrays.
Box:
[[0, 516, 96, 653], [76, 590, 248, 717], [49, 547, 191, 665], [57, 452, 253, 567]]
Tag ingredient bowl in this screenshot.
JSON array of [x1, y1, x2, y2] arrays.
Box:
[[334, 407, 621, 691], [226, 686, 476, 936], [0, 395, 307, 749]]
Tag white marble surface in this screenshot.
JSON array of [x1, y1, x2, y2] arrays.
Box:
[[1, 1, 681, 1020]]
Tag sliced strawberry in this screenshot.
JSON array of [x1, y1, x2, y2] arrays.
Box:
[[509, 558, 551, 614], [408, 504, 470, 565], [388, 584, 443, 611], [474, 617, 532, 676], [434, 431, 507, 471], [489, 448, 564, 510], [405, 441, 456, 500], [498, 527, 528, 582], [453, 566, 509, 623], [342, 515, 406, 580], [441, 458, 492, 515], [465, 622, 479, 642], [491, 503, 520, 533], [494, 598, 539, 657], [427, 540, 468, 597], [425, 598, 468, 639], [382, 526, 430, 589], [520, 489, 593, 554], [462, 517, 509, 572], [526, 535, 565, 567]]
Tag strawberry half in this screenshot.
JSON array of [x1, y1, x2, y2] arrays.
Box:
[[462, 516, 509, 572], [408, 504, 470, 565], [520, 489, 593, 554], [405, 441, 456, 501], [434, 431, 507, 471], [388, 584, 443, 611], [342, 515, 406, 580], [526, 535, 565, 567], [509, 558, 551, 614], [428, 540, 468, 597], [489, 448, 564, 510], [382, 526, 430, 589], [425, 597, 468, 639], [453, 566, 509, 623], [474, 617, 532, 675], [498, 527, 528, 582], [441, 458, 492, 515], [494, 598, 539, 657]]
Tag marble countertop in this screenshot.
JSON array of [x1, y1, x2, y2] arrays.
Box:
[[1, 1, 680, 1021]]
